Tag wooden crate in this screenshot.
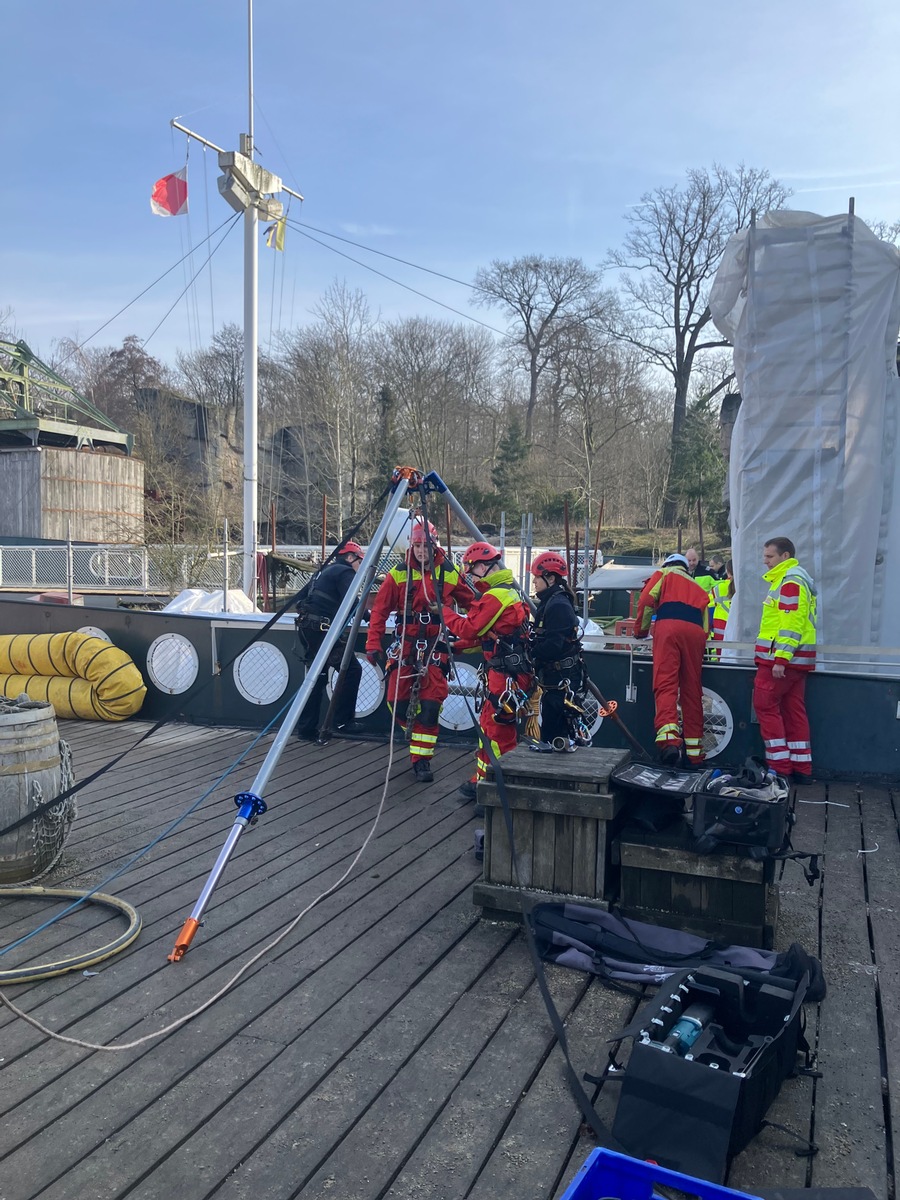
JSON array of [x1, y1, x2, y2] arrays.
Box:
[[617, 822, 779, 949], [472, 745, 630, 919]]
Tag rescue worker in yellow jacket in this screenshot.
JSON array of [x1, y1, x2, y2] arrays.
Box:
[[706, 560, 734, 662], [753, 537, 817, 782], [439, 542, 532, 802]]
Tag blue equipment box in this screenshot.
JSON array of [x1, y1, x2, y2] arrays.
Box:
[[561, 1148, 761, 1200]]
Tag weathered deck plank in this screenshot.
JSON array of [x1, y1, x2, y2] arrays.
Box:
[[811, 782, 887, 1195], [0, 722, 895, 1200]]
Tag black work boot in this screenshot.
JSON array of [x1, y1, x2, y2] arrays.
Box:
[[457, 780, 478, 802], [658, 745, 681, 768], [335, 720, 365, 736], [413, 759, 434, 783]]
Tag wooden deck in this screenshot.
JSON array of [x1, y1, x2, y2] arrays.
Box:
[[0, 720, 895, 1200]]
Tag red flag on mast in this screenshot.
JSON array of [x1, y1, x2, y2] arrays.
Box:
[[150, 168, 188, 217]]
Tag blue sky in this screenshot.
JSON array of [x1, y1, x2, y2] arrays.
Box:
[[3, 0, 899, 365]]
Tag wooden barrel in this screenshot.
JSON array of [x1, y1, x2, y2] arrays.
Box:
[[0, 702, 75, 884]]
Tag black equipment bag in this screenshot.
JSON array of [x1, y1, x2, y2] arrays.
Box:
[[693, 758, 791, 855], [611, 761, 713, 834], [611, 965, 810, 1183]]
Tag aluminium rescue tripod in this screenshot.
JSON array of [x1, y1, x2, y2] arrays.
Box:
[[168, 467, 486, 961], [168, 468, 415, 961], [167, 467, 648, 961]]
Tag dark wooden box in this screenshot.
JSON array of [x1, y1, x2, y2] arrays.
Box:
[[472, 745, 630, 919], [617, 821, 779, 949]]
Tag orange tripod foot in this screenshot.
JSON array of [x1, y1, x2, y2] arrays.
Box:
[[167, 917, 201, 963]]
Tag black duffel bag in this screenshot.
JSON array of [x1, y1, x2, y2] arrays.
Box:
[[693, 757, 791, 857]]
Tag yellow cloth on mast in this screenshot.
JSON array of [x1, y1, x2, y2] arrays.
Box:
[[265, 217, 286, 251]]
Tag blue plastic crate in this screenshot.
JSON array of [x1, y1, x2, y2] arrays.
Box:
[[561, 1149, 762, 1200]]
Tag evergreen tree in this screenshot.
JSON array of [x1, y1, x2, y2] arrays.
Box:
[[371, 383, 397, 487], [491, 416, 529, 506]]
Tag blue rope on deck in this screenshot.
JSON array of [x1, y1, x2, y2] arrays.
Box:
[[0, 700, 293, 959]]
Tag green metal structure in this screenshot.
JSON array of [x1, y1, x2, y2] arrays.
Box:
[[0, 339, 134, 455]]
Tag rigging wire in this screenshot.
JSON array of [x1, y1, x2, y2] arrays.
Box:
[[277, 199, 291, 333], [172, 131, 197, 355], [202, 145, 217, 338], [53, 215, 238, 370], [142, 214, 242, 349], [293, 219, 475, 290], [284, 220, 505, 336]]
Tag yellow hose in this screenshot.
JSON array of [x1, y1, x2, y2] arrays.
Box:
[[0, 632, 146, 720], [0, 886, 141, 984]]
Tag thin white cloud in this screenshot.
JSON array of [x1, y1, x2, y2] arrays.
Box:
[[793, 180, 900, 196], [778, 168, 898, 183]]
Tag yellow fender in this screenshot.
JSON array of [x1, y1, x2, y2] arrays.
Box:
[[0, 632, 147, 720]]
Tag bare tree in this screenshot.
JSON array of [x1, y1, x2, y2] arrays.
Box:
[[313, 283, 376, 528], [53, 335, 167, 431], [374, 316, 499, 479], [472, 256, 605, 443], [607, 164, 790, 522], [557, 333, 653, 518], [275, 285, 375, 537]]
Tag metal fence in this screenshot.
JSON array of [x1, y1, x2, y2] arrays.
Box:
[[0, 541, 573, 595], [0, 544, 245, 594], [0, 543, 407, 594]]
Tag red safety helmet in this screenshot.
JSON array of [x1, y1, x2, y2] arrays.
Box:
[[339, 540, 363, 558], [530, 550, 568, 579], [409, 520, 438, 545], [463, 541, 500, 567]]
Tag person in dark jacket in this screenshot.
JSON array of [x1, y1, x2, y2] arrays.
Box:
[[528, 550, 586, 752], [294, 541, 365, 740]]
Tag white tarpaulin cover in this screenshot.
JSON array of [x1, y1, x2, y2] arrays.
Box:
[[163, 588, 259, 614], [709, 211, 900, 665]]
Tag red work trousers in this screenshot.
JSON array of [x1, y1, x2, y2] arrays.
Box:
[[386, 658, 448, 763], [651, 619, 707, 763], [753, 663, 811, 777]]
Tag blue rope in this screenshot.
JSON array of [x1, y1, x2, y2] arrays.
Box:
[[0, 701, 293, 958]]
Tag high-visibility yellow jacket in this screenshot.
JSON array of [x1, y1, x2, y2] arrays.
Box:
[[442, 568, 530, 656], [708, 579, 733, 643], [755, 557, 817, 671]]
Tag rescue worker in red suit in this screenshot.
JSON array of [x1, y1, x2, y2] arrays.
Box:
[[635, 552, 710, 767], [753, 536, 817, 783], [365, 520, 472, 782], [438, 542, 532, 803]]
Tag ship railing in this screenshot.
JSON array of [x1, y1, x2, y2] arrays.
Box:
[[590, 632, 900, 678]]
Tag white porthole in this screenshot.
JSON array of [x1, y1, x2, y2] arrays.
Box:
[[145, 633, 199, 695], [234, 642, 290, 705], [675, 687, 733, 759], [439, 661, 480, 731], [701, 686, 734, 759], [77, 626, 112, 643], [326, 654, 384, 718], [581, 689, 605, 737]]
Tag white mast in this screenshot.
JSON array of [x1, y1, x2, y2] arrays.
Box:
[[242, 0, 258, 597], [170, 0, 303, 601]]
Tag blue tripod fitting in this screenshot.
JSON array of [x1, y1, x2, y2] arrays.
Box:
[[234, 792, 267, 822]]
